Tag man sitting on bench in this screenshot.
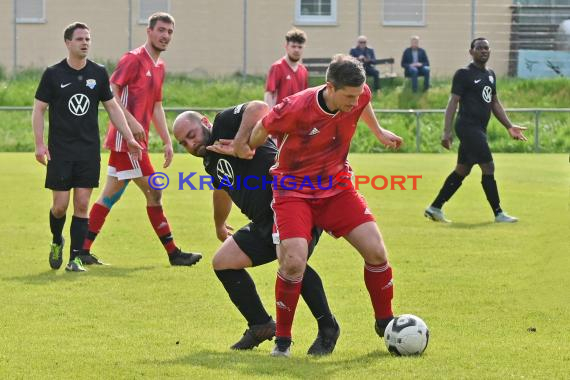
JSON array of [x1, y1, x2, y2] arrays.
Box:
[[401, 35, 430, 93], [349, 35, 380, 92]]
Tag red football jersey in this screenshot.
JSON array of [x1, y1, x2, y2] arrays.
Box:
[[265, 57, 309, 105], [262, 84, 372, 198], [104, 46, 165, 152]]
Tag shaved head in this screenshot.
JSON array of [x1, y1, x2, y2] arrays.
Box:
[[173, 111, 212, 157]]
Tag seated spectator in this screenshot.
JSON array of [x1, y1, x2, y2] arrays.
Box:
[[401, 36, 430, 92], [349, 35, 380, 92]]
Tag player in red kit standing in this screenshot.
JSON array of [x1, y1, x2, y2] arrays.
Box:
[[264, 28, 309, 108], [210, 54, 404, 357], [80, 12, 201, 267]]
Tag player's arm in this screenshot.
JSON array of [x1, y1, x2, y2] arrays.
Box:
[[152, 101, 174, 168], [110, 83, 146, 143], [491, 95, 527, 141], [442, 94, 460, 150], [213, 189, 234, 242], [103, 98, 143, 160], [31, 99, 50, 165], [360, 103, 403, 149], [225, 101, 269, 159], [264, 91, 277, 108]]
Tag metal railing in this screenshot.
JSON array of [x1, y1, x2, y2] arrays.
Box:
[[1, 106, 568, 153]]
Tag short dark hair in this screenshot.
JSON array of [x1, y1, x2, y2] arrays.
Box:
[[63, 22, 89, 41], [285, 28, 307, 44], [470, 37, 488, 49], [325, 54, 366, 89], [148, 12, 175, 29]]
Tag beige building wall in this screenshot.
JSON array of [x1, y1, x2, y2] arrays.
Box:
[[1, 0, 513, 77], [0, 1, 14, 74]]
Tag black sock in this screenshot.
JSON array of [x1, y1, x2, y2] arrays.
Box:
[[431, 171, 465, 209], [481, 174, 502, 216], [70, 216, 88, 260], [49, 210, 66, 245], [301, 265, 335, 330], [214, 269, 271, 326]]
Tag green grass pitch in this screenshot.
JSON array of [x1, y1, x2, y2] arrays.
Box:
[[0, 152, 568, 379]]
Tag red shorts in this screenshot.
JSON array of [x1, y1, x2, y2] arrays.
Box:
[[271, 189, 376, 243], [107, 151, 155, 180]]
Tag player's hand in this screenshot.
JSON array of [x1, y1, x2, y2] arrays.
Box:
[[130, 121, 146, 143], [163, 143, 173, 168], [441, 132, 453, 150], [126, 139, 143, 161], [216, 223, 234, 242], [508, 125, 528, 141], [207, 139, 255, 160], [35, 144, 51, 166], [379, 130, 403, 149]]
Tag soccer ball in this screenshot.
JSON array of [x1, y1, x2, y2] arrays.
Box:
[[383, 314, 429, 356]]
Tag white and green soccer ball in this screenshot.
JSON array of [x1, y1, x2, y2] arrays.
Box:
[[384, 314, 429, 356]]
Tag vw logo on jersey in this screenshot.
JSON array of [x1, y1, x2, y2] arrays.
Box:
[[68, 93, 90, 116], [216, 159, 235, 186], [482, 86, 492, 103]]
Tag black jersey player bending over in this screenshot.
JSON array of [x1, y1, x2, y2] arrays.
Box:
[[172, 101, 339, 356]]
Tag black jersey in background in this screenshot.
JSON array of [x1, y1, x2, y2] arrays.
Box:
[[451, 63, 497, 131], [35, 59, 114, 160], [203, 103, 276, 222]]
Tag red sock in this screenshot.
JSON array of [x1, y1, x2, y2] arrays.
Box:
[[364, 261, 394, 320], [275, 272, 303, 338], [82, 203, 110, 251], [146, 206, 177, 254]]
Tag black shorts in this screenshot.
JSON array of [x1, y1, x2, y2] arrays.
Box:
[[233, 214, 321, 267], [456, 127, 493, 166], [45, 159, 100, 191]]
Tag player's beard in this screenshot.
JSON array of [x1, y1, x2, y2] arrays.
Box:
[[151, 41, 168, 52], [287, 53, 300, 63]]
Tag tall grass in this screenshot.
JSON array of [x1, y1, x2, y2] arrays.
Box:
[[1, 72, 568, 153]]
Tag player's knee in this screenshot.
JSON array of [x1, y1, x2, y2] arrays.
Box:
[[74, 202, 89, 215], [51, 205, 67, 218], [146, 189, 162, 205], [280, 255, 306, 277], [363, 243, 388, 265], [211, 252, 227, 270]]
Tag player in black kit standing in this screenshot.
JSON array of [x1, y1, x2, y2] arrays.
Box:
[[172, 102, 340, 356], [425, 38, 527, 224], [33, 22, 141, 272]]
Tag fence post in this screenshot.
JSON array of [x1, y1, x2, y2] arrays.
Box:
[[415, 111, 421, 152], [534, 110, 540, 152]]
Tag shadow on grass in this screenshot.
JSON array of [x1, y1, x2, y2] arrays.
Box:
[[153, 349, 390, 378], [447, 222, 495, 229], [3, 265, 156, 285]]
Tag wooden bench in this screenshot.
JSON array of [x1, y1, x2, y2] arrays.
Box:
[[303, 57, 397, 79]]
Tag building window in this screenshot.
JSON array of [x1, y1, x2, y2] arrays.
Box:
[[383, 0, 425, 26], [295, 0, 337, 25], [16, 0, 45, 24], [139, 0, 170, 24]]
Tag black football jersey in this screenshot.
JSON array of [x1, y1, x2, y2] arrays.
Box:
[[204, 103, 276, 222], [451, 63, 497, 131], [35, 59, 114, 160]]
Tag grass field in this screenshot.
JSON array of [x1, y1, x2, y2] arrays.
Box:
[[0, 153, 568, 379]]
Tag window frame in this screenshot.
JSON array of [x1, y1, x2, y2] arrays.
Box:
[[382, 0, 426, 27], [16, 0, 46, 24], [138, 0, 171, 25], [295, 0, 338, 26]]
